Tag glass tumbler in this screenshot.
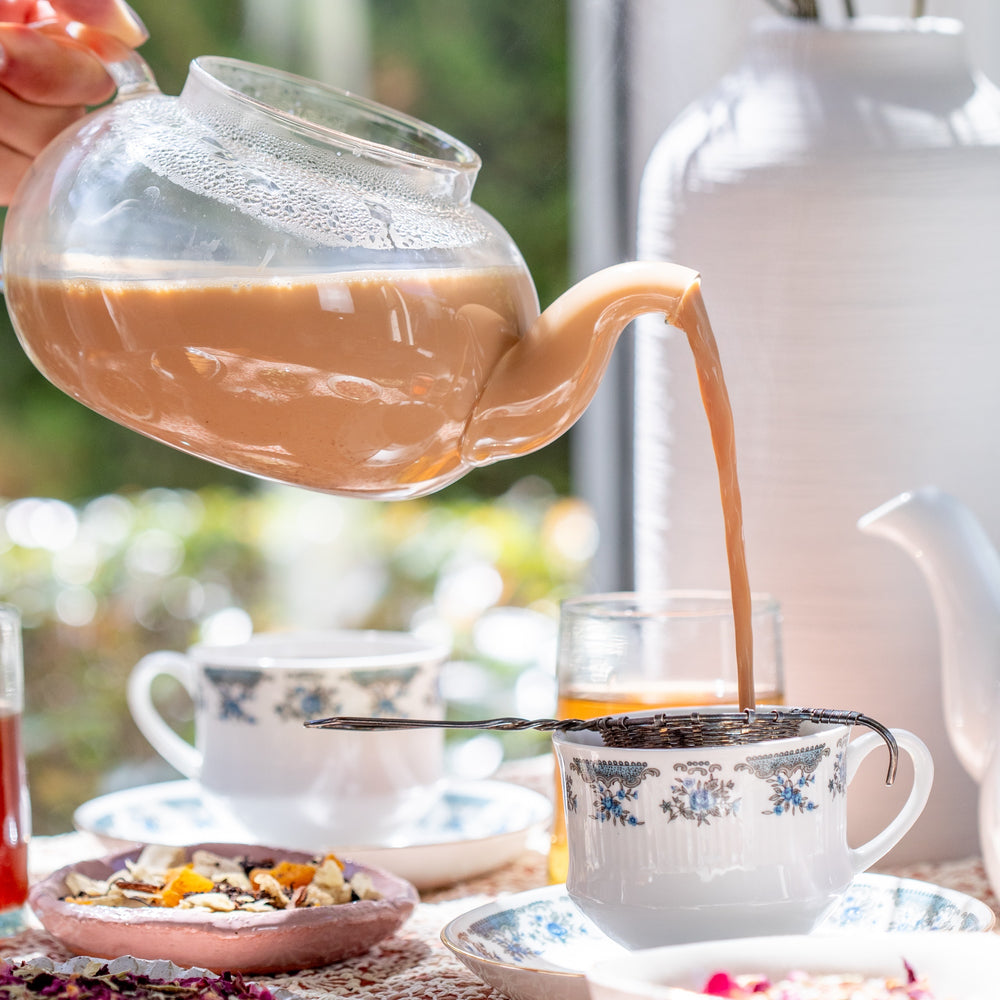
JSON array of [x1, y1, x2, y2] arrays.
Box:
[[547, 590, 784, 884], [0, 605, 29, 933]]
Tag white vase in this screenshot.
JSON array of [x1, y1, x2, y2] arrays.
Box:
[[635, 16, 1000, 863]]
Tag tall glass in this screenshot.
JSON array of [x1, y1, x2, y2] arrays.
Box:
[[548, 590, 784, 884], [0, 605, 29, 933]]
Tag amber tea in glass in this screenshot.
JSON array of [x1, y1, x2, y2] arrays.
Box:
[[548, 591, 784, 884]]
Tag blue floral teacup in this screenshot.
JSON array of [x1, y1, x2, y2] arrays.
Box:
[[128, 629, 449, 849], [553, 708, 932, 949]]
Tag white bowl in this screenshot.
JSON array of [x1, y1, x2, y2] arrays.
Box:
[[586, 931, 1000, 1000]]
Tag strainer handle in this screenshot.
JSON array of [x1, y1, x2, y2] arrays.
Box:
[[803, 709, 899, 784], [305, 714, 598, 734]]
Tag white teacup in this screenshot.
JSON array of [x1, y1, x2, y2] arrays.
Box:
[[128, 629, 450, 850], [552, 708, 933, 949]]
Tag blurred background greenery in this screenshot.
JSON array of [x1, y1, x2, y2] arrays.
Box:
[[0, 0, 584, 833]]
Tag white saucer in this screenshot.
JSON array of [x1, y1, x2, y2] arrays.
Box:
[[73, 777, 551, 890], [441, 878, 996, 1000]]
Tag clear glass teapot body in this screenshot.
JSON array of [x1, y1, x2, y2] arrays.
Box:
[[2, 56, 538, 498], [2, 54, 705, 499]]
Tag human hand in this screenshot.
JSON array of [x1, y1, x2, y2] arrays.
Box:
[[0, 0, 148, 204]]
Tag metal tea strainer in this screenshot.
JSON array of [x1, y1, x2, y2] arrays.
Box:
[[305, 707, 899, 784]]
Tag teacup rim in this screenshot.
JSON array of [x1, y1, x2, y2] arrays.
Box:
[[551, 705, 851, 752], [186, 628, 451, 669]]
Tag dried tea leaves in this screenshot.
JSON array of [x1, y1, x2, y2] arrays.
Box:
[[61, 846, 381, 914]]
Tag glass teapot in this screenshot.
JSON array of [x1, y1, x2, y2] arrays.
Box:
[[2, 47, 704, 499]]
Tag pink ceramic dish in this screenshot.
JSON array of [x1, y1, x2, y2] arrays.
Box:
[[29, 842, 419, 975]]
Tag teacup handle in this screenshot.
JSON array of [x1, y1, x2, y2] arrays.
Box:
[[847, 727, 934, 872], [127, 651, 201, 780]]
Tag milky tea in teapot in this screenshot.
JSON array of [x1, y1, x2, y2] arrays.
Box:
[[9, 267, 535, 497]]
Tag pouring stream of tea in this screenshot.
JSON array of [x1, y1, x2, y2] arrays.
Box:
[[0, 38, 752, 696], [11, 272, 754, 708], [10, 279, 751, 703], [672, 279, 754, 711], [458, 264, 755, 710]]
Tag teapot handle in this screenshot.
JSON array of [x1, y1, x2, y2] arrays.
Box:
[[64, 23, 160, 98]]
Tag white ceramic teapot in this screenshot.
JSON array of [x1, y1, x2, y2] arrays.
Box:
[[859, 487, 1000, 891]]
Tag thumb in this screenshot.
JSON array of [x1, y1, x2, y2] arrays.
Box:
[[47, 0, 147, 48]]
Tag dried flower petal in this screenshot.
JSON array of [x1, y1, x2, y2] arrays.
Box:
[[0, 961, 279, 999], [701, 965, 941, 998]]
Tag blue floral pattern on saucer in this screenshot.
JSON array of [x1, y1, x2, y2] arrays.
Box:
[[441, 876, 995, 1000], [456, 897, 603, 965], [832, 877, 987, 932], [74, 777, 552, 891]]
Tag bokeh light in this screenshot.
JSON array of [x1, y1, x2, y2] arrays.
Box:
[[0, 479, 594, 833]]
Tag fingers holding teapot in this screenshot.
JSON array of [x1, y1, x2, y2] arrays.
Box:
[[0, 0, 147, 202]]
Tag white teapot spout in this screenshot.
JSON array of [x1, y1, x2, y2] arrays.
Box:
[[858, 487, 1000, 785]]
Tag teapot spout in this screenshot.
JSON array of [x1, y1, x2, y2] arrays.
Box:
[[461, 261, 701, 464], [858, 487, 1000, 784]]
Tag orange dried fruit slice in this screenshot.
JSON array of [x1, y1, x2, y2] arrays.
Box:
[[160, 867, 216, 907], [267, 861, 316, 890]]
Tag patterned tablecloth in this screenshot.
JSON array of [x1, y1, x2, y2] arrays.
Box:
[[3, 832, 996, 1000], [5, 830, 555, 1000], [5, 754, 999, 1000]]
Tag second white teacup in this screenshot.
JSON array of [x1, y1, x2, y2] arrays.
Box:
[[128, 629, 449, 850], [553, 708, 933, 949]]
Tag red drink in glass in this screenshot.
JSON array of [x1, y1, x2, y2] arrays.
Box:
[[0, 606, 29, 932], [0, 709, 28, 911]]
